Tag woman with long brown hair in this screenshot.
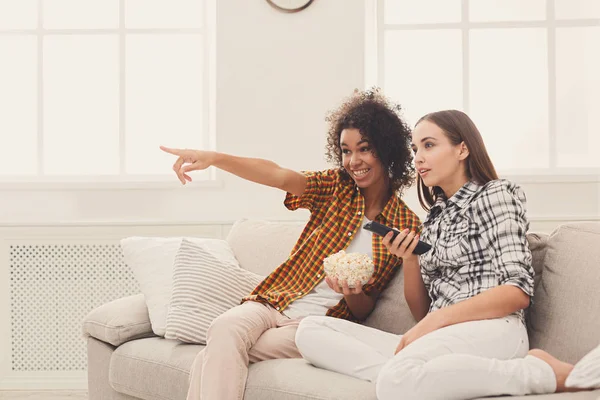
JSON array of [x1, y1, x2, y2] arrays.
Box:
[[295, 110, 596, 399]]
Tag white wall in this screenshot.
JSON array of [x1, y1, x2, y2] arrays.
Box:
[[0, 0, 364, 225], [0, 0, 598, 233]]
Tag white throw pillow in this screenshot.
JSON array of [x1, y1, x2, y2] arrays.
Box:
[[566, 344, 600, 389], [120, 236, 239, 336], [164, 239, 264, 344]]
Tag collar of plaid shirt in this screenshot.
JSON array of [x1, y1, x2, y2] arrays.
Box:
[[242, 170, 421, 321], [426, 180, 482, 220]]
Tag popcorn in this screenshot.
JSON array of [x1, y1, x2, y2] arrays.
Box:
[[323, 250, 375, 288]]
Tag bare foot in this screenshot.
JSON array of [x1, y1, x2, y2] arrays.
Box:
[[528, 349, 580, 392]]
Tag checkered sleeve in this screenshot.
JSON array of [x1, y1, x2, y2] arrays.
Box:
[[396, 199, 423, 234], [483, 181, 535, 297], [284, 169, 339, 213]]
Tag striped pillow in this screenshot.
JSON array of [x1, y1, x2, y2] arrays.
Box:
[[566, 344, 600, 389], [164, 239, 264, 344]]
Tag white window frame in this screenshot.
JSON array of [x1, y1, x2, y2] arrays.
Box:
[[365, 0, 600, 183], [0, 0, 218, 190]]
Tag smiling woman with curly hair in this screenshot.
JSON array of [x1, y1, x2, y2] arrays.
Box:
[[160, 87, 421, 400], [325, 87, 415, 195]]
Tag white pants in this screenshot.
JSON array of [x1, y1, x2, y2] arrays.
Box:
[[295, 315, 557, 400]]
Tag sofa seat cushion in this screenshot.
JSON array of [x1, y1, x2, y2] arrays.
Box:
[[109, 337, 203, 400], [244, 359, 600, 400], [106, 338, 600, 400], [528, 223, 600, 364], [245, 359, 376, 400], [483, 391, 600, 400]]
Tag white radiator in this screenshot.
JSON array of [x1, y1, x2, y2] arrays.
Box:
[[0, 222, 226, 390]]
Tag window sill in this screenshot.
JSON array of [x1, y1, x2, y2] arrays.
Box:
[[0, 179, 223, 191], [500, 172, 600, 184]]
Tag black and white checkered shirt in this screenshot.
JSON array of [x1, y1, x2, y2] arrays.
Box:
[[420, 180, 535, 324]]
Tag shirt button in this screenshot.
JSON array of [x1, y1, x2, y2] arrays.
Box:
[[317, 274, 321, 278], [358, 211, 362, 215], [348, 232, 352, 236], [276, 306, 280, 311], [298, 292, 303, 295]]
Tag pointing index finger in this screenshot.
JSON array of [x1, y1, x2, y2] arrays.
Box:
[[160, 146, 181, 156]]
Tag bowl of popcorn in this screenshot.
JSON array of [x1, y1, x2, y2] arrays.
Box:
[[323, 250, 375, 288]]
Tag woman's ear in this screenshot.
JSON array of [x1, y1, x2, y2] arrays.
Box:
[[458, 142, 470, 161]]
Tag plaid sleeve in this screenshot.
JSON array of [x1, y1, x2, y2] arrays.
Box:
[[284, 169, 340, 213], [482, 181, 535, 298], [403, 203, 423, 235]]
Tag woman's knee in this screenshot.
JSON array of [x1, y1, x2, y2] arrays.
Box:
[[205, 306, 252, 343], [295, 316, 329, 356]]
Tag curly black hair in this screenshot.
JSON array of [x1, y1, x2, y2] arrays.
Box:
[[325, 87, 415, 195]]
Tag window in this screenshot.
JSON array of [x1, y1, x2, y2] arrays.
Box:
[[0, 0, 215, 186], [368, 0, 600, 177]]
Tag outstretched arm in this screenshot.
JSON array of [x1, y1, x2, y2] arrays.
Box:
[[160, 146, 307, 196]]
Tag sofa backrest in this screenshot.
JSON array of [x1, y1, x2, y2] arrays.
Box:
[[226, 219, 305, 277], [527, 222, 600, 364], [363, 232, 548, 334], [226, 219, 599, 363]]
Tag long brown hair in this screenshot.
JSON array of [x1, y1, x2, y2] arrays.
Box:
[[416, 110, 498, 211]]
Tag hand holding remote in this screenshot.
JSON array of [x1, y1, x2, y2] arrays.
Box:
[[363, 221, 431, 256], [382, 228, 421, 261]]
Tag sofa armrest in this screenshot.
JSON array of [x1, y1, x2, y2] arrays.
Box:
[[83, 294, 156, 346]]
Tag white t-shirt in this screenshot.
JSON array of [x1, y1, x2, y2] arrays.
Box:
[[283, 217, 373, 319]]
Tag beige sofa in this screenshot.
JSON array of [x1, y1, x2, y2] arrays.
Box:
[[83, 220, 600, 400]]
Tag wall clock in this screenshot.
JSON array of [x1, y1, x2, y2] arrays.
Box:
[[266, 0, 314, 13]]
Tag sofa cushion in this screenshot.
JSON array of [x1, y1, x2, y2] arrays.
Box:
[[363, 267, 415, 334], [525, 233, 549, 325], [483, 391, 600, 399], [121, 236, 238, 336], [165, 239, 263, 344], [226, 219, 305, 276], [246, 359, 600, 400], [528, 223, 600, 364], [83, 294, 155, 347], [527, 232, 549, 292], [245, 358, 376, 400], [104, 338, 600, 400], [109, 337, 202, 400]]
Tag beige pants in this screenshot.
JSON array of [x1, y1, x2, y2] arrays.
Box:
[[186, 301, 302, 400]]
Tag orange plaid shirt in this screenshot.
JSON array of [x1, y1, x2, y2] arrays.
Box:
[[242, 168, 421, 321]]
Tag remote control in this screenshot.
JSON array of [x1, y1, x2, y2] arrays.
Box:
[[363, 221, 432, 255]]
